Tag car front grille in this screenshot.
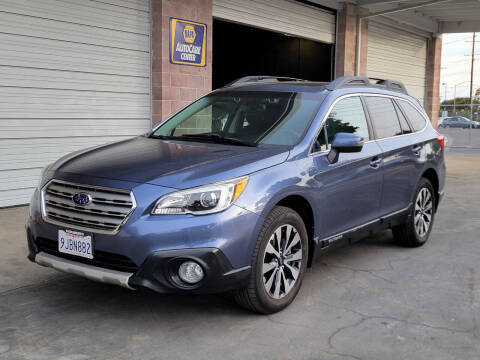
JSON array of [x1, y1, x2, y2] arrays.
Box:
[[36, 237, 139, 273], [42, 180, 135, 234]]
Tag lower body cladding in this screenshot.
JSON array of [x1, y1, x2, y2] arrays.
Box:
[[30, 246, 251, 293]]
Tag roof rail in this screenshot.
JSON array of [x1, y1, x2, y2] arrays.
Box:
[[326, 76, 408, 94], [224, 76, 306, 87]]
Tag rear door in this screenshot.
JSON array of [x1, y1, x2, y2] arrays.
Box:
[[310, 96, 384, 240], [364, 96, 422, 216]]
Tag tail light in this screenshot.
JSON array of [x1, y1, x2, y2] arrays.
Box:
[[436, 136, 445, 151]]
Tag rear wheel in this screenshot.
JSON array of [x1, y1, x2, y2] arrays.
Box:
[[234, 206, 308, 314], [393, 178, 435, 247]]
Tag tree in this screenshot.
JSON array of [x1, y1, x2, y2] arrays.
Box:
[[440, 96, 480, 122], [441, 97, 477, 106]]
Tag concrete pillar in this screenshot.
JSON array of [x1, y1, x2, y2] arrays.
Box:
[[335, 3, 368, 78], [425, 36, 442, 128], [151, 0, 213, 127]]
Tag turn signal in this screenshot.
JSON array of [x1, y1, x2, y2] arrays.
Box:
[[233, 178, 248, 201]]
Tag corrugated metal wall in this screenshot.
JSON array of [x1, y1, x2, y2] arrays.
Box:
[[367, 21, 427, 106], [213, 0, 336, 44], [0, 0, 152, 207]]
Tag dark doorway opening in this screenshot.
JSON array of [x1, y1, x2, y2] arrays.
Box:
[[212, 19, 334, 89]]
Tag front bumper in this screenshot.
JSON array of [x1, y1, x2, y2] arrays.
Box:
[[27, 180, 258, 293]]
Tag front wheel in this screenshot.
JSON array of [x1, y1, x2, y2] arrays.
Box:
[[234, 206, 308, 314], [393, 178, 436, 247]]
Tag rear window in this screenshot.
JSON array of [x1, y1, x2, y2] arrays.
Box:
[[364, 97, 402, 139], [397, 100, 427, 132]]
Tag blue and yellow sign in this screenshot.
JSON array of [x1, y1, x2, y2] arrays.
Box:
[[170, 18, 207, 67]]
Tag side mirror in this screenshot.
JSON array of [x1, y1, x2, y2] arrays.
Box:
[[327, 133, 364, 164]]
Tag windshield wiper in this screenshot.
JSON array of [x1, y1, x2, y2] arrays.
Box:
[[149, 134, 177, 140], [180, 133, 257, 147]]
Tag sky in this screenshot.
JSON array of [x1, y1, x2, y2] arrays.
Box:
[[440, 33, 479, 101]]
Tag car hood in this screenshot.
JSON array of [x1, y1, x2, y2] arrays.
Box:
[[51, 136, 289, 189]]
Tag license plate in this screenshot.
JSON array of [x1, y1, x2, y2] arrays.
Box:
[[58, 230, 93, 259]]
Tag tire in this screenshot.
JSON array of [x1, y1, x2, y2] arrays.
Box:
[[393, 178, 436, 247], [234, 206, 309, 314]]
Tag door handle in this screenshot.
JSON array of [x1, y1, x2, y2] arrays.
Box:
[[370, 157, 382, 169], [412, 145, 423, 156]]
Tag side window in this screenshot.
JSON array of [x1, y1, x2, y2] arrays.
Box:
[[312, 96, 370, 153], [364, 97, 402, 139], [393, 101, 412, 134], [397, 100, 427, 132]]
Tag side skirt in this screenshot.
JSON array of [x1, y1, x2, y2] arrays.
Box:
[[313, 204, 412, 260]]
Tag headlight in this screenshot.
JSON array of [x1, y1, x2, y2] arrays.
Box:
[[37, 163, 53, 189], [152, 176, 248, 215]]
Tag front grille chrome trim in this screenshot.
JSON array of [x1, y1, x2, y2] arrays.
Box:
[[41, 179, 137, 235]]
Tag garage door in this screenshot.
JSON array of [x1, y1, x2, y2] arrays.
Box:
[[367, 21, 427, 105], [213, 0, 336, 44], [0, 0, 151, 207]]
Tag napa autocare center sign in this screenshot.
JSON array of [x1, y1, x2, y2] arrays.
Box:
[[170, 18, 207, 67]]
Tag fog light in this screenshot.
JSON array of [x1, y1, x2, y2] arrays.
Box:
[[178, 261, 204, 284]]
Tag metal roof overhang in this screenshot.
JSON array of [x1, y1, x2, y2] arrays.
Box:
[[356, 0, 480, 34]]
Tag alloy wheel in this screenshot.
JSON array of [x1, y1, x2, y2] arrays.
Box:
[[414, 187, 433, 237], [262, 224, 302, 299]]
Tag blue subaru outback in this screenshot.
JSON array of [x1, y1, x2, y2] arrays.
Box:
[[27, 76, 446, 313]]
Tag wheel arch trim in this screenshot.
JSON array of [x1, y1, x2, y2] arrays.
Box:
[[259, 191, 317, 267]]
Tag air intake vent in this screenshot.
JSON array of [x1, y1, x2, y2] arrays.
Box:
[[42, 180, 136, 234], [36, 237, 138, 272]]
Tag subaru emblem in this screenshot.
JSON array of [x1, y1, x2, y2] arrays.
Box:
[[72, 192, 92, 206]]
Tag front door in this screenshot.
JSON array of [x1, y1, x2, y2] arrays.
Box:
[[310, 96, 384, 241]]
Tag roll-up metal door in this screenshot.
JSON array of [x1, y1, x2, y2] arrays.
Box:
[[0, 0, 151, 207], [367, 21, 427, 105], [213, 0, 336, 44]]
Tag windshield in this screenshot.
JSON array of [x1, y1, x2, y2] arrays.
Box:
[[151, 91, 321, 146]]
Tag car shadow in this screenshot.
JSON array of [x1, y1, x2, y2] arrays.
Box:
[[357, 229, 398, 247], [25, 273, 251, 318], [14, 230, 403, 319]]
